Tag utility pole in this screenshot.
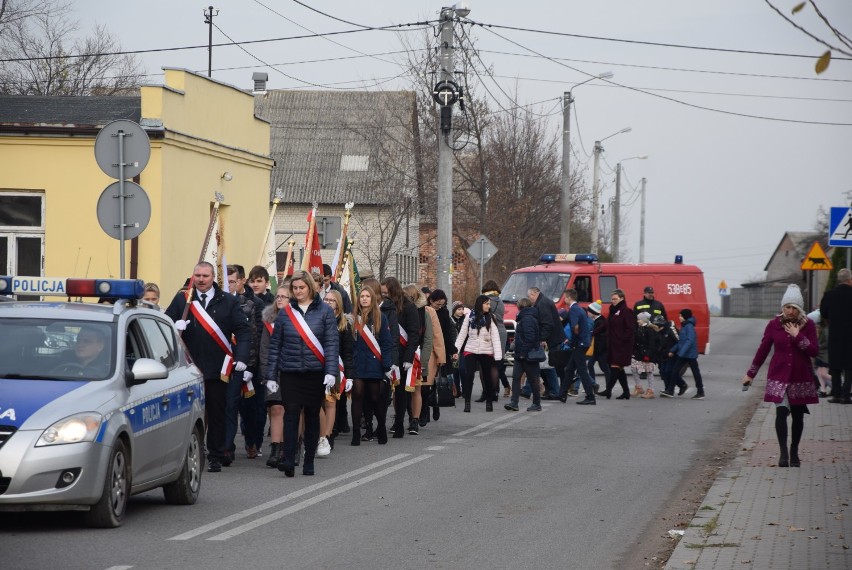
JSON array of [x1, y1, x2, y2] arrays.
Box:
[[560, 91, 573, 252], [639, 177, 647, 263], [433, 4, 467, 302], [590, 141, 602, 256], [204, 6, 218, 78], [613, 162, 621, 262]]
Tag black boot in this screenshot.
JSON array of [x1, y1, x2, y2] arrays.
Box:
[[464, 400, 471, 413], [408, 418, 420, 435], [778, 446, 789, 467], [391, 421, 404, 439], [790, 445, 800, 467], [266, 442, 282, 468]]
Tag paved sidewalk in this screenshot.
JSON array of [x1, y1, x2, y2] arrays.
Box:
[[666, 398, 851, 569]]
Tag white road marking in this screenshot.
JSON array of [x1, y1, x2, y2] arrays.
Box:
[[104, 566, 134, 570], [474, 414, 530, 436], [442, 438, 465, 444], [207, 454, 433, 541], [452, 413, 520, 437], [169, 453, 410, 541], [425, 446, 445, 451]]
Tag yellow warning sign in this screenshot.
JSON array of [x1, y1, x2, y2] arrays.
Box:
[[800, 242, 832, 271]]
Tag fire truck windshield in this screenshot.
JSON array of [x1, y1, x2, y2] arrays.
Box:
[[500, 272, 571, 304]]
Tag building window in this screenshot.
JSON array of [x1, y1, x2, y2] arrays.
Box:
[[1, 191, 45, 300]]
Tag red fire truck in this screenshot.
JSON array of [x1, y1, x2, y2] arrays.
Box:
[[500, 253, 710, 355]]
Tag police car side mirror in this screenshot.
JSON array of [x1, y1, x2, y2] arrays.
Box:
[[127, 358, 169, 386]]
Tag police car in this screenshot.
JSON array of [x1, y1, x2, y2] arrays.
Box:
[[0, 277, 205, 527]]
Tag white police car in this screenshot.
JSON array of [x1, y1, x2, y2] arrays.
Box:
[[0, 277, 205, 527]]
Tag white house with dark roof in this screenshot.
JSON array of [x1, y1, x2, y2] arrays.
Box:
[[253, 89, 421, 282]]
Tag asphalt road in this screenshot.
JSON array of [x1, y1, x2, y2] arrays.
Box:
[[0, 317, 767, 570]]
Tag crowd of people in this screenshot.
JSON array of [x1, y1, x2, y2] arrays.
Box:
[[150, 260, 852, 476]]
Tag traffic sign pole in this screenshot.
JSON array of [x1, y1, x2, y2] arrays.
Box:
[[118, 130, 126, 278]]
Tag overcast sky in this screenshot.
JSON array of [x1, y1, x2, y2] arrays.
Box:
[[75, 0, 852, 307]]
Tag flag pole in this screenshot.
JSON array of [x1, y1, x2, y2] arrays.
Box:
[[301, 203, 318, 272], [347, 239, 357, 305], [180, 191, 225, 329], [256, 189, 284, 266], [283, 239, 296, 278], [333, 202, 354, 282]]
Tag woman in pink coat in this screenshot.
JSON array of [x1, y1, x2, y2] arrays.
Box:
[[741, 284, 818, 468]]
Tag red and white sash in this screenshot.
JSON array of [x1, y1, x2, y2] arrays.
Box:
[[339, 357, 350, 393], [405, 347, 421, 392], [264, 322, 274, 336], [189, 299, 234, 381], [283, 304, 325, 364], [399, 325, 408, 348], [354, 317, 382, 362]]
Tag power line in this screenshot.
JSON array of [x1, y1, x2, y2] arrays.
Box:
[[0, 21, 436, 63], [465, 18, 852, 61], [475, 23, 852, 127]]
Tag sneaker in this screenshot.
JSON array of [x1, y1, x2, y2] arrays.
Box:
[[818, 390, 828, 398], [207, 457, 222, 473], [659, 390, 674, 398], [256, 447, 263, 458], [691, 392, 705, 400], [526, 404, 543, 412], [566, 389, 579, 398], [408, 419, 419, 435], [677, 385, 690, 397], [316, 437, 331, 457], [641, 388, 655, 399], [504, 402, 519, 411]]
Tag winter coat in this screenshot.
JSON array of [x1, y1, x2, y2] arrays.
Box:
[[633, 297, 667, 321], [566, 302, 591, 348], [234, 291, 262, 371], [654, 322, 679, 362], [338, 316, 355, 380], [671, 317, 699, 359], [353, 313, 393, 379], [606, 299, 635, 367], [165, 283, 251, 380], [421, 305, 446, 382], [396, 299, 421, 367], [266, 294, 339, 380], [633, 323, 660, 363], [455, 313, 503, 360], [258, 303, 279, 381], [513, 306, 540, 360], [380, 298, 400, 367], [819, 283, 852, 369], [591, 315, 608, 357], [534, 294, 567, 349], [746, 316, 819, 405], [436, 306, 458, 358], [485, 292, 508, 351]]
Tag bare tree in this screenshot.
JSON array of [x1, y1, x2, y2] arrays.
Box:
[[0, 2, 143, 95]]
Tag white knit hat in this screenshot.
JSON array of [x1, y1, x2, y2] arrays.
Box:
[[807, 309, 820, 323], [781, 284, 804, 314], [637, 311, 652, 323], [588, 301, 602, 314]]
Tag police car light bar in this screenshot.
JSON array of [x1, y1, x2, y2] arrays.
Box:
[[66, 278, 145, 299], [0, 276, 144, 299], [539, 253, 599, 264]]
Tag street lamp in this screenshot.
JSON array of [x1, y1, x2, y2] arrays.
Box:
[[613, 155, 648, 262], [560, 71, 614, 253], [591, 126, 631, 256]]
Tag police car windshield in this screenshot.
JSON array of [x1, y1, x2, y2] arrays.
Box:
[[500, 272, 571, 304], [0, 319, 116, 381]]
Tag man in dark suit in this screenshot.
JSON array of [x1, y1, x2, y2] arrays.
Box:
[[528, 286, 566, 399], [166, 262, 251, 472]]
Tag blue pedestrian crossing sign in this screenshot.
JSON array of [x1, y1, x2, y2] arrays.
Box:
[[829, 207, 852, 247]]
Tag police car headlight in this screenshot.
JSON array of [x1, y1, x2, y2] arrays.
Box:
[[36, 413, 103, 446]]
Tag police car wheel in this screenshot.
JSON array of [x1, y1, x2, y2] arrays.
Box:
[[84, 439, 130, 528], [163, 424, 203, 505]]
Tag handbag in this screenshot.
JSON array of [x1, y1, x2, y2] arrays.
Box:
[[429, 373, 457, 407], [527, 346, 547, 363]]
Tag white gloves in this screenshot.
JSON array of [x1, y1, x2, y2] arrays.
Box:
[[344, 379, 352, 393], [175, 319, 189, 331], [323, 374, 336, 389], [234, 361, 247, 372], [243, 371, 253, 383], [391, 364, 400, 379], [266, 380, 279, 393], [403, 362, 413, 371]]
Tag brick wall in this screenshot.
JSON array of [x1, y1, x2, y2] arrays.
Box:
[[418, 224, 483, 304]]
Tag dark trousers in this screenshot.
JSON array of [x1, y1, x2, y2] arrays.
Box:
[[335, 395, 349, 432], [282, 401, 320, 468], [561, 347, 595, 398], [204, 377, 227, 460], [587, 353, 611, 387], [672, 357, 704, 392], [462, 353, 496, 401], [239, 383, 267, 448], [660, 358, 682, 393], [829, 369, 852, 399], [392, 382, 410, 427], [223, 372, 243, 456], [512, 358, 541, 405]]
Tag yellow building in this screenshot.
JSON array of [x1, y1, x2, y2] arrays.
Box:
[[0, 68, 274, 298]]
